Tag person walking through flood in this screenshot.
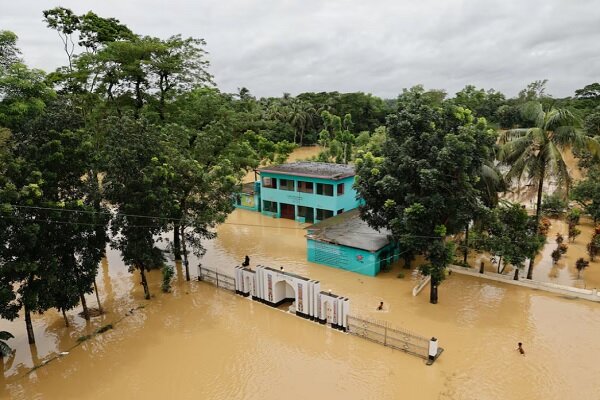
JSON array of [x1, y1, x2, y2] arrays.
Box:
[[517, 342, 525, 355], [377, 301, 384, 310], [242, 255, 250, 267]]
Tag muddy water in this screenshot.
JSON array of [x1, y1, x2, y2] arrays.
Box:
[[2, 147, 600, 399]]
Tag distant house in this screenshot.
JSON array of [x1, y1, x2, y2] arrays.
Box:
[[258, 162, 360, 223], [233, 182, 261, 212], [305, 209, 399, 276]]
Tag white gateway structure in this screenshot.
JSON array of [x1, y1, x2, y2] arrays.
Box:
[[234, 265, 350, 331]]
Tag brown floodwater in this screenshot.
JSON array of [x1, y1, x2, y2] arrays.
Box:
[[2, 147, 600, 399]]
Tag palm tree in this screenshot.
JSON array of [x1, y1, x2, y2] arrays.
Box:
[[0, 331, 14, 359], [499, 101, 600, 279]]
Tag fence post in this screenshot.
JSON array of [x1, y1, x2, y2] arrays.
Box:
[[216, 272, 219, 288], [384, 325, 388, 346], [428, 337, 438, 362]]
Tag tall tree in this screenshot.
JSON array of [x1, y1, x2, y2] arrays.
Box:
[[355, 86, 496, 303], [103, 116, 172, 299], [498, 101, 600, 278]]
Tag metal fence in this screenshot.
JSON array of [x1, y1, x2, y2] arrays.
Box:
[[198, 267, 236, 292], [347, 315, 431, 360]]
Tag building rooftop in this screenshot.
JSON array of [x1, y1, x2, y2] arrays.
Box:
[[259, 162, 355, 181], [305, 209, 391, 252]]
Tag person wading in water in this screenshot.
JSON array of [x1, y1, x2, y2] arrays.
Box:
[[517, 342, 525, 355], [242, 255, 250, 267]]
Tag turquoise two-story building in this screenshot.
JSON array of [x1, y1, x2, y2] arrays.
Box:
[[258, 162, 360, 223]]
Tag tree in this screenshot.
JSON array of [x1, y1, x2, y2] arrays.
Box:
[[499, 101, 600, 279], [0, 331, 14, 358], [0, 30, 21, 72], [575, 83, 600, 101], [575, 258, 590, 279], [571, 166, 600, 223], [452, 85, 506, 122], [477, 203, 544, 278], [103, 116, 173, 299], [355, 86, 497, 303]]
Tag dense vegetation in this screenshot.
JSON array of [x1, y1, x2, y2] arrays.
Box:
[[2, 7, 600, 350]]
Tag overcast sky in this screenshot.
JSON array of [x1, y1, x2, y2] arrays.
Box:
[[2, 0, 599, 99]]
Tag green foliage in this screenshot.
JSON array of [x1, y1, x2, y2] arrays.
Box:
[[477, 203, 545, 272], [567, 208, 581, 225], [572, 166, 600, 223], [541, 194, 567, 216], [0, 330, 14, 357], [451, 85, 506, 123], [355, 85, 497, 303], [161, 265, 175, 293]]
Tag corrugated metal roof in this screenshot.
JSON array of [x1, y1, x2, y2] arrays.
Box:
[[305, 209, 391, 252]]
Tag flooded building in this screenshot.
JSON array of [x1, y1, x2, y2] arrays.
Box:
[[305, 209, 400, 276], [233, 182, 261, 212], [236, 162, 360, 223]]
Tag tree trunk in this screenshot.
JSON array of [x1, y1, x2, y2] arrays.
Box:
[[513, 268, 519, 280], [139, 266, 150, 300], [62, 308, 69, 327], [24, 306, 35, 345], [497, 256, 503, 274], [479, 261, 485, 274], [173, 225, 181, 261], [93, 279, 103, 314], [80, 293, 90, 321], [429, 280, 438, 304], [528, 170, 545, 279], [181, 225, 190, 281], [403, 254, 412, 269], [463, 224, 469, 265]]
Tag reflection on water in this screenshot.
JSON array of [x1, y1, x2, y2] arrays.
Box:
[[2, 147, 600, 399]]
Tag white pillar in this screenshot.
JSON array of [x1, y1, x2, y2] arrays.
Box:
[[428, 337, 438, 361]]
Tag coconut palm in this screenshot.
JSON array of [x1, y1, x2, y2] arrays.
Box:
[[498, 101, 600, 279], [0, 331, 14, 358]]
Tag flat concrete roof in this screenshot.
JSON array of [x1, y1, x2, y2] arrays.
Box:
[[259, 162, 355, 181], [305, 209, 391, 252]]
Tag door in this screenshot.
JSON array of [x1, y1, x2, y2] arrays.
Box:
[[280, 203, 295, 220]]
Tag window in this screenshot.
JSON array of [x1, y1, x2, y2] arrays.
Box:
[[337, 183, 345, 196], [263, 200, 277, 213], [262, 177, 277, 189], [298, 206, 314, 222], [337, 209, 344, 215], [316, 208, 334, 221], [279, 178, 295, 191], [316, 183, 334, 196], [297, 180, 314, 193]]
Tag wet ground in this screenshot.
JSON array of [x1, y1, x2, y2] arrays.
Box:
[[2, 146, 600, 399]]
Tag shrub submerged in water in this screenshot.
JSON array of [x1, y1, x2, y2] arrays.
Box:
[[161, 265, 174, 293]]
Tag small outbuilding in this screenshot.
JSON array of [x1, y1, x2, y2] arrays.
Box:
[[305, 209, 399, 276], [233, 181, 261, 212]]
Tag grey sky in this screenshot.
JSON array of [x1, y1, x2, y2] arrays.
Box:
[[2, 0, 599, 98]]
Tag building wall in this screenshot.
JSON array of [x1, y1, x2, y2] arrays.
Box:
[[307, 239, 398, 276], [233, 181, 261, 212], [260, 172, 359, 222]]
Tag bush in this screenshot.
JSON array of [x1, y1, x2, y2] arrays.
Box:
[[538, 217, 552, 236], [541, 194, 567, 217], [567, 208, 581, 225], [551, 248, 561, 264], [161, 265, 174, 293]]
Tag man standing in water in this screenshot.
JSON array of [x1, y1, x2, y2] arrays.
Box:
[[517, 342, 525, 355], [242, 255, 250, 267]]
